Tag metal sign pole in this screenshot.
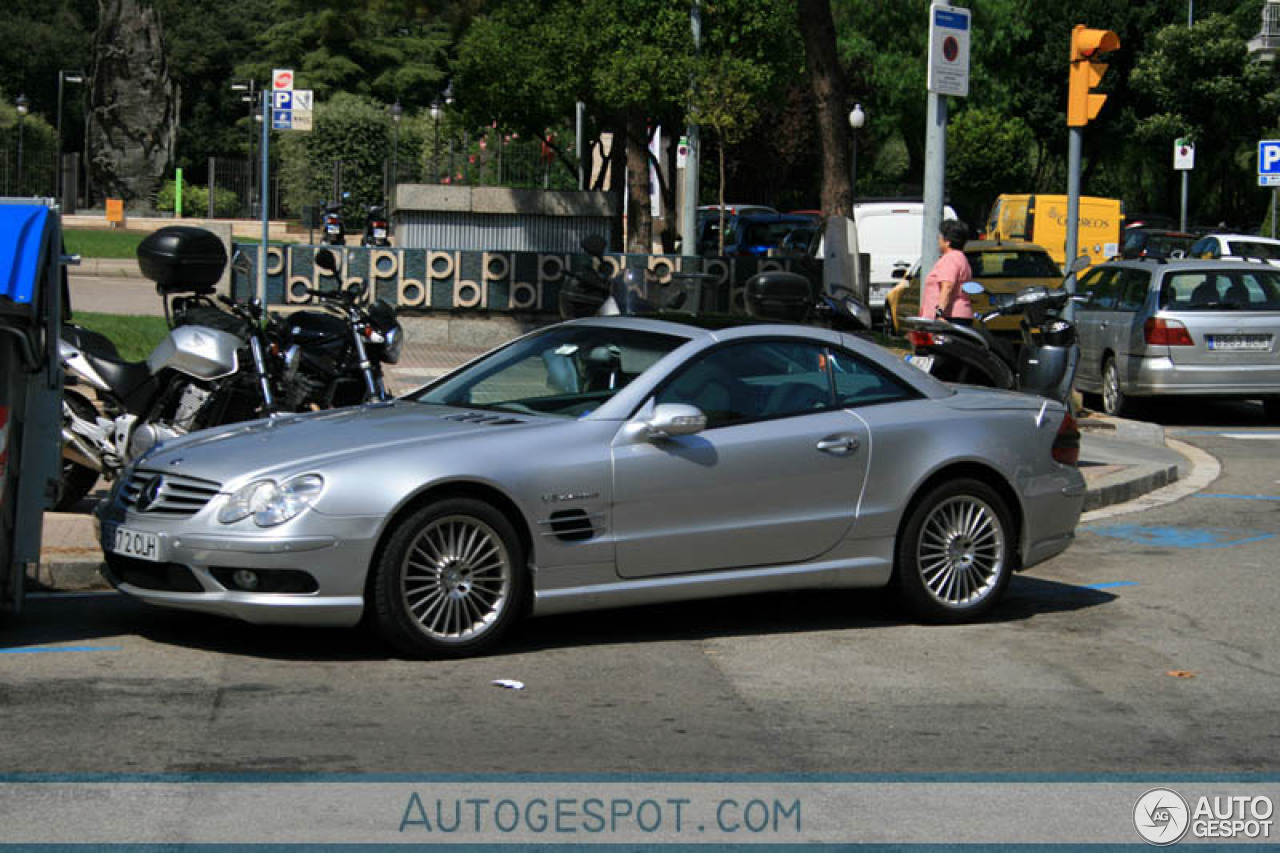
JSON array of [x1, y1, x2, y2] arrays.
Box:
[[259, 89, 270, 307]]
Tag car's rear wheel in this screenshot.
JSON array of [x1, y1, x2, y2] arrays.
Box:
[[893, 478, 1013, 623], [372, 498, 526, 658], [1263, 398, 1280, 424], [1101, 357, 1131, 418]]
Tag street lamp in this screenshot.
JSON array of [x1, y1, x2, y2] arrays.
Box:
[[15, 94, 29, 197], [390, 100, 402, 202], [848, 103, 866, 213], [430, 96, 442, 183], [231, 80, 257, 215], [57, 70, 85, 204]]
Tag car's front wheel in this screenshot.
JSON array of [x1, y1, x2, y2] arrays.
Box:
[[893, 478, 1013, 623], [372, 498, 526, 658]]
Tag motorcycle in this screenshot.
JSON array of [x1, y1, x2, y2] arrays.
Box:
[[321, 198, 347, 246], [274, 248, 404, 409], [898, 255, 1091, 406], [57, 227, 286, 509], [360, 204, 391, 247], [557, 236, 713, 320]]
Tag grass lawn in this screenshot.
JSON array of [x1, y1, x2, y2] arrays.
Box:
[[70, 312, 170, 362], [64, 229, 151, 259]]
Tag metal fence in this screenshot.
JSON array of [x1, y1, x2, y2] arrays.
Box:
[[206, 157, 286, 219], [397, 134, 578, 191], [0, 148, 57, 199]]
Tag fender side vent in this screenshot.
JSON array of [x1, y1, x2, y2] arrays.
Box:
[[542, 509, 599, 542], [442, 412, 526, 425]]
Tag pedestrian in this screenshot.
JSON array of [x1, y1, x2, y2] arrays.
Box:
[[920, 219, 974, 325]]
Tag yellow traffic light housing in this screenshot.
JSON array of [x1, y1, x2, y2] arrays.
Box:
[[1068, 24, 1120, 127]]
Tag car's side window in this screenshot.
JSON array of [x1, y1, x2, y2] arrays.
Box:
[[827, 349, 915, 407], [1077, 268, 1118, 309], [1115, 269, 1152, 312], [653, 341, 834, 429]]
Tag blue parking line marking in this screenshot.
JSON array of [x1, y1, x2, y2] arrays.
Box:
[[1196, 493, 1280, 501], [0, 645, 122, 654], [1084, 581, 1138, 590], [1087, 524, 1276, 549]]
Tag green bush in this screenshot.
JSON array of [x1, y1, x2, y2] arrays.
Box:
[[155, 181, 240, 217]]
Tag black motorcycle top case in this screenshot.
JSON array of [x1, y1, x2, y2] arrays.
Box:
[[137, 227, 228, 294]]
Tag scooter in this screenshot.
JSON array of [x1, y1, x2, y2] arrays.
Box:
[[558, 236, 706, 319], [360, 204, 391, 247], [899, 255, 1090, 406], [321, 197, 347, 246]]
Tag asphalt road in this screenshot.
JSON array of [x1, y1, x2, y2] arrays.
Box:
[[2, 403, 1278, 776]]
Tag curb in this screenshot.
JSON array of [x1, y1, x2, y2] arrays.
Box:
[[1080, 461, 1179, 512], [28, 559, 106, 592]]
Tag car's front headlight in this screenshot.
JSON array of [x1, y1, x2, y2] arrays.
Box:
[[217, 474, 324, 527]]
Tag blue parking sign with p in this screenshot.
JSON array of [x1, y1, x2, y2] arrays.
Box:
[[1259, 140, 1280, 186], [274, 91, 293, 110]]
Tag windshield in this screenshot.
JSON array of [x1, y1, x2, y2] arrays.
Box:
[[408, 325, 688, 418], [1159, 269, 1280, 311], [967, 250, 1061, 278]]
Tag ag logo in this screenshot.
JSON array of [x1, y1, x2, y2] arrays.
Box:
[[1134, 788, 1190, 845]]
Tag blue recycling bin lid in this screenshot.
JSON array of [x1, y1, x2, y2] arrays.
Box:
[[0, 203, 51, 307]]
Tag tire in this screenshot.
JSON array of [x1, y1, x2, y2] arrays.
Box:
[[1101, 357, 1131, 418], [55, 392, 101, 511], [1264, 398, 1280, 424], [372, 498, 527, 658], [892, 478, 1014, 623]]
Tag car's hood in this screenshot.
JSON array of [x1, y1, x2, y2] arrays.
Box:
[[140, 402, 556, 486], [977, 275, 1061, 294]]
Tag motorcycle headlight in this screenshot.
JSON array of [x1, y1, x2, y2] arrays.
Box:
[[381, 325, 403, 365], [217, 474, 324, 527]]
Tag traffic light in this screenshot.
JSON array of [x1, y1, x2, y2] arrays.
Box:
[[1068, 24, 1120, 127]]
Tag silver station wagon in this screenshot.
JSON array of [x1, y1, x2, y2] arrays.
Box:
[[1073, 258, 1280, 419], [96, 318, 1085, 658]]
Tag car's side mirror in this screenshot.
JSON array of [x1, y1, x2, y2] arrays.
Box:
[[961, 280, 986, 295], [891, 268, 907, 280], [643, 404, 707, 438], [315, 248, 339, 274]]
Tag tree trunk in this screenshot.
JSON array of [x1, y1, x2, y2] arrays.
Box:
[[88, 0, 178, 207], [625, 110, 653, 254], [608, 120, 627, 250], [797, 0, 851, 217]]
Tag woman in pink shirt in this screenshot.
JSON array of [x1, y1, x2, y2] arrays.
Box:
[[920, 219, 974, 324]]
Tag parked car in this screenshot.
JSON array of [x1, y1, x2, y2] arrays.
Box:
[[718, 213, 817, 258], [1187, 233, 1280, 265], [1072, 258, 1280, 419], [885, 240, 1064, 336], [97, 317, 1085, 658], [1121, 227, 1196, 260], [696, 204, 777, 255]]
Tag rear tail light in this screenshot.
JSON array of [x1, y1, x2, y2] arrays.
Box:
[[1144, 317, 1194, 346], [1052, 410, 1081, 466], [907, 330, 937, 348]]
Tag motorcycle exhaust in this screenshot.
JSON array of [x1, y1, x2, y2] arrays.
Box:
[[61, 427, 104, 472]]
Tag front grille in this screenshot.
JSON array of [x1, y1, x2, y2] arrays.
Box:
[[121, 469, 221, 517]]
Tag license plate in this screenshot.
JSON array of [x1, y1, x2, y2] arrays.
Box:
[[907, 354, 934, 373], [1207, 335, 1271, 351], [325, 224, 340, 234], [373, 228, 387, 239], [108, 525, 161, 562]]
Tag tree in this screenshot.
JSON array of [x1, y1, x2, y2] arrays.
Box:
[[947, 107, 1034, 223], [277, 92, 392, 219], [693, 56, 762, 253], [797, 0, 851, 216]]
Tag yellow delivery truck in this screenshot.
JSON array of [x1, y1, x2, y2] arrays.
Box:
[[985, 194, 1124, 267]]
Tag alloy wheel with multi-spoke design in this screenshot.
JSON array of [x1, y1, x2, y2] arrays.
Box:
[[915, 495, 1006, 606], [1102, 358, 1128, 417], [894, 478, 1014, 621], [374, 498, 526, 657]]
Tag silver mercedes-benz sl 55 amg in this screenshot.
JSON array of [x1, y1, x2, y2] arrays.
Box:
[[96, 316, 1086, 657]]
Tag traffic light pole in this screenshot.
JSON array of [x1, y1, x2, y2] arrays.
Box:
[[1065, 127, 1082, 321]]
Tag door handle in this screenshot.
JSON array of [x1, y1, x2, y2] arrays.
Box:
[[816, 436, 860, 455]]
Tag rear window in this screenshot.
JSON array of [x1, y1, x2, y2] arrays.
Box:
[[740, 221, 806, 249], [1159, 269, 1280, 311], [967, 250, 1061, 278], [1226, 240, 1280, 261]]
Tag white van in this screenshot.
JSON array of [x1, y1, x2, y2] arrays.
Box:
[[854, 200, 957, 316]]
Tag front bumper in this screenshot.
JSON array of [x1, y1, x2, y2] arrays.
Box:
[[96, 498, 382, 628]]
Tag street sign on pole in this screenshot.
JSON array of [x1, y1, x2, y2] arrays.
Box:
[[272, 69, 293, 92], [1174, 138, 1195, 171], [928, 4, 971, 97], [1259, 139, 1280, 186]]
